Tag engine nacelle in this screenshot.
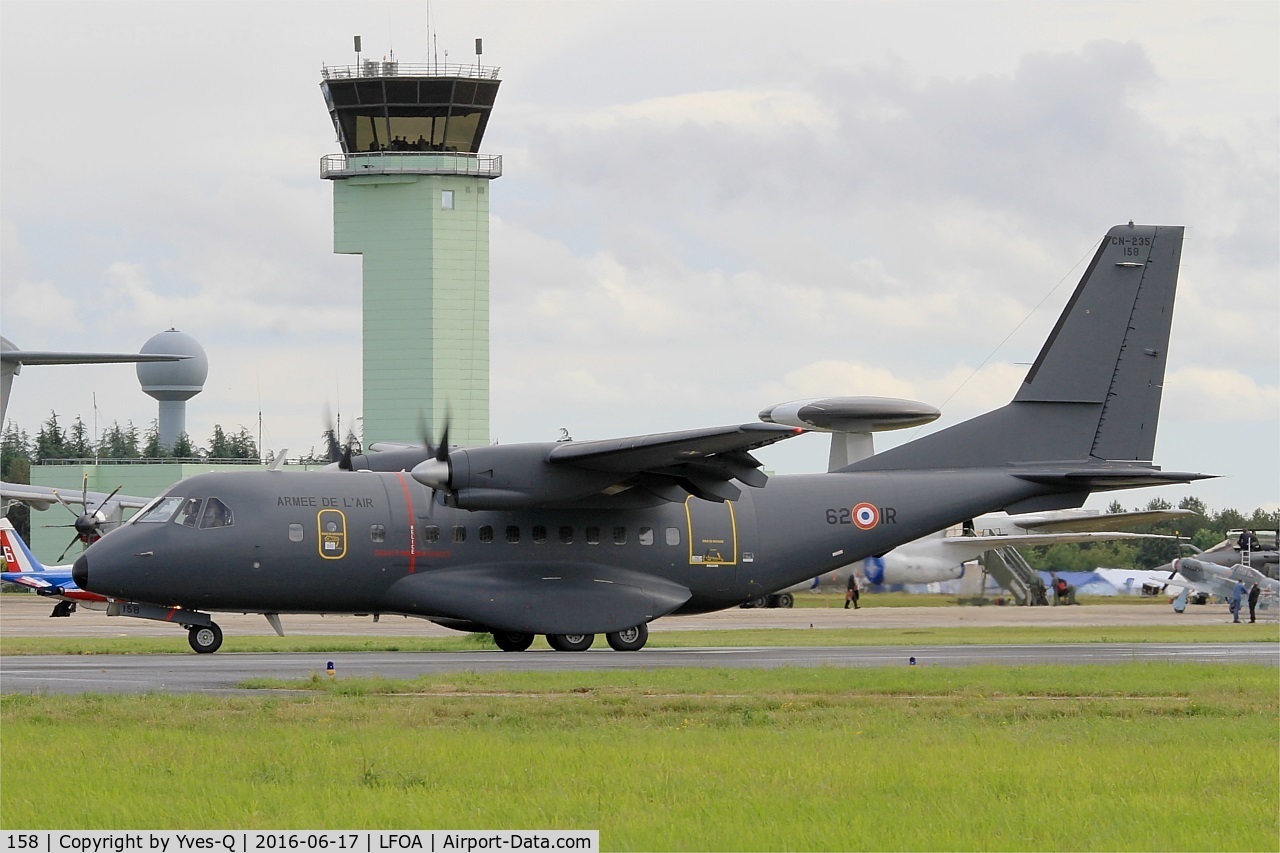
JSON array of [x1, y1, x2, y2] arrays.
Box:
[[412, 443, 623, 509]]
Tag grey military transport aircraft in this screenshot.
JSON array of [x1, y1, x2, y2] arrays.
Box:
[[73, 224, 1208, 653]]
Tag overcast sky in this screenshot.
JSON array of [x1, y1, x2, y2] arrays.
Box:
[[1, 1, 1276, 516]]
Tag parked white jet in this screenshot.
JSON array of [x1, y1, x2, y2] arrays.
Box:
[[758, 509, 1179, 605]]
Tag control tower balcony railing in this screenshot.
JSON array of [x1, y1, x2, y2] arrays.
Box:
[[321, 61, 500, 80], [321, 152, 503, 180]]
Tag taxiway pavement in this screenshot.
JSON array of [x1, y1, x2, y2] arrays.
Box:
[[0, 594, 1239, 639], [2, 594, 1275, 694], [3, 643, 1276, 695]]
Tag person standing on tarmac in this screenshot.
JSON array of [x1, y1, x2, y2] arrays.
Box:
[[1248, 583, 1261, 623], [845, 573, 860, 609], [1230, 581, 1246, 623]]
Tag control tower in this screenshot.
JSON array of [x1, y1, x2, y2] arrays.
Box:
[[320, 40, 501, 446]]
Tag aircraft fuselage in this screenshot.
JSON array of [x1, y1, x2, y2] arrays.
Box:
[[76, 469, 1042, 621]]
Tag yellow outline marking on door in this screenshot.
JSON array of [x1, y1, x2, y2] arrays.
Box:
[[317, 509, 348, 560]]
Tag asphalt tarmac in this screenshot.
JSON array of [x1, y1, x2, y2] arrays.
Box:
[[0, 592, 1241, 638], [3, 643, 1277, 695], [2, 595, 1275, 694]]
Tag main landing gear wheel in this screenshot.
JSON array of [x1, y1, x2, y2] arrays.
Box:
[[187, 622, 223, 654], [492, 631, 535, 652], [606, 624, 649, 652], [546, 633, 594, 652], [775, 593, 794, 609]]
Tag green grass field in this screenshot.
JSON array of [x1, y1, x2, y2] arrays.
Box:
[[2, 664, 1277, 850]]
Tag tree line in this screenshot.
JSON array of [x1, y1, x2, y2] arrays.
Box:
[[1023, 496, 1278, 573], [2, 412, 259, 465]]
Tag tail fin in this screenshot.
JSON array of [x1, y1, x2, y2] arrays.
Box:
[[851, 224, 1184, 472], [0, 517, 48, 572]]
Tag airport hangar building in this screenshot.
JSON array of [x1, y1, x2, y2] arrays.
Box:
[[27, 52, 502, 563]]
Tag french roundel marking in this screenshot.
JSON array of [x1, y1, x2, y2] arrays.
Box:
[[852, 503, 879, 530]]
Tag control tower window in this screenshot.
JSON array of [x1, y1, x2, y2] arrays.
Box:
[[443, 111, 481, 152], [441, 190, 454, 210], [387, 111, 447, 150]]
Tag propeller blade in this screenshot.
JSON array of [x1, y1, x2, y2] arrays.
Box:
[[50, 489, 80, 519], [436, 419, 450, 463], [94, 486, 124, 515], [56, 535, 81, 563]]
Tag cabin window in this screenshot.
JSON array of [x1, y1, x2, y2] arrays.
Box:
[[198, 498, 233, 529], [423, 525, 440, 543], [136, 496, 183, 523], [612, 526, 627, 545], [174, 498, 204, 528], [639, 527, 654, 545], [479, 525, 494, 543], [506, 525, 520, 544], [585, 526, 600, 545], [289, 523, 305, 542], [559, 526, 573, 544], [368, 524, 385, 543], [452, 525, 467, 543], [665, 527, 681, 546], [532, 525, 547, 544]]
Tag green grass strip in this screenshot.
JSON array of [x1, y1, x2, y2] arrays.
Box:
[[2, 664, 1276, 851]]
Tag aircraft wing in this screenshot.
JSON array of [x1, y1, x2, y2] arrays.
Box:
[[1013, 509, 1197, 533], [942, 531, 1172, 548], [546, 423, 803, 500], [1161, 575, 1228, 599], [1, 481, 152, 511], [0, 350, 187, 366], [381, 561, 692, 635], [1, 571, 62, 590], [367, 441, 425, 452]]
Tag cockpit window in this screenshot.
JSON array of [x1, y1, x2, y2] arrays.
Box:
[[134, 496, 184, 523], [174, 498, 204, 528], [198, 498, 233, 529]]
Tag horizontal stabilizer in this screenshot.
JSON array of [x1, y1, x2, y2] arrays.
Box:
[[1012, 469, 1214, 490]]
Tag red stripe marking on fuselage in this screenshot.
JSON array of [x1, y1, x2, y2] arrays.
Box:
[[374, 550, 453, 559], [393, 472, 417, 573]]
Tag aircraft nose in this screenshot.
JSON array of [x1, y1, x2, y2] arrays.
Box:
[[72, 553, 89, 589]]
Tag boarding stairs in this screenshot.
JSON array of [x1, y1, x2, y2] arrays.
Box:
[[983, 546, 1041, 606]]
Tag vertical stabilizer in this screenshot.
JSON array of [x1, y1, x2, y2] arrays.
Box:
[[1013, 223, 1182, 461], [850, 224, 1184, 472], [0, 517, 48, 572]]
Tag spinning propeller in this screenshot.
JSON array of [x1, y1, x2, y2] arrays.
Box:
[[45, 474, 124, 561], [413, 414, 452, 514], [322, 407, 361, 471]]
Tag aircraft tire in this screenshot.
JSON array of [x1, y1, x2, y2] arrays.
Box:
[[774, 593, 794, 609], [546, 633, 594, 652], [606, 624, 648, 652], [492, 631, 534, 652], [750, 597, 768, 608], [187, 623, 223, 654]]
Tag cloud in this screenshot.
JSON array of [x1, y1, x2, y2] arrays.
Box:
[[1164, 367, 1280, 423]]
